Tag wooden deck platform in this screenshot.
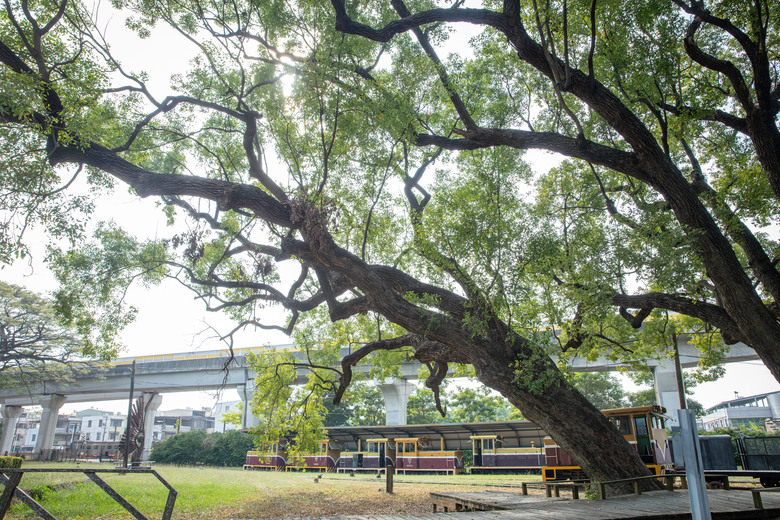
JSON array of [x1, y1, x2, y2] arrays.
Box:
[[424, 489, 780, 519]]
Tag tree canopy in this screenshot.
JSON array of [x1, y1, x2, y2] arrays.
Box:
[[1, 0, 778, 488], [0, 280, 102, 389]]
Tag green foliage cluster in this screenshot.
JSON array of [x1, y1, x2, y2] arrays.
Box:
[[569, 371, 706, 417], [247, 349, 332, 463], [48, 222, 168, 358], [323, 382, 519, 427], [0, 456, 22, 468], [0, 281, 98, 388], [447, 386, 513, 424], [2, 0, 778, 483], [149, 430, 254, 466], [569, 372, 629, 411]]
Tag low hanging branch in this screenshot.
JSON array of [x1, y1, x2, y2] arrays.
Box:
[[423, 361, 448, 417], [333, 333, 468, 407]]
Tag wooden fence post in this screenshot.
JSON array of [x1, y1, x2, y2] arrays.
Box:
[[385, 461, 394, 494]]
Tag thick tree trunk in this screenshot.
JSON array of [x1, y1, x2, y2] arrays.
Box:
[[470, 341, 661, 494], [287, 235, 661, 493]]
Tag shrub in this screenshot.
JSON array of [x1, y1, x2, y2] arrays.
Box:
[[151, 430, 253, 466], [0, 456, 23, 469]]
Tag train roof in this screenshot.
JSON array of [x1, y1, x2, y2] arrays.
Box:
[[325, 420, 547, 450]]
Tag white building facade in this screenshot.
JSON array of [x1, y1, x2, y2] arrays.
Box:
[[701, 391, 780, 431]]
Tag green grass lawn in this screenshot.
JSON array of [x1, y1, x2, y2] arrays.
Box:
[[4, 463, 544, 519]]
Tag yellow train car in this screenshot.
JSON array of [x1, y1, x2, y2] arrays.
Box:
[[541, 405, 672, 481]]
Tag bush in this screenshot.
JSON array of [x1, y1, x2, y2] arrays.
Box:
[[150, 430, 253, 466], [27, 485, 52, 501], [0, 456, 23, 468], [203, 430, 255, 467]]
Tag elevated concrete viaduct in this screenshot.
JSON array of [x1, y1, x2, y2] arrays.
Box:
[[0, 340, 761, 457]]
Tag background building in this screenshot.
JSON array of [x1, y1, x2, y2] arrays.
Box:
[[4, 404, 223, 454], [212, 400, 241, 433], [152, 408, 214, 442], [77, 409, 127, 443], [9, 411, 40, 453], [701, 391, 780, 431]]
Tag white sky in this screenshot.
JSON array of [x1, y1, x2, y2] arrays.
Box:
[[2, 4, 779, 416]]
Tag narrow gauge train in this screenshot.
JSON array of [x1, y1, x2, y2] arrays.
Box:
[[244, 441, 286, 470], [244, 440, 343, 471], [333, 436, 464, 474], [394, 437, 463, 475], [335, 438, 393, 472], [470, 435, 545, 474], [244, 406, 672, 476], [541, 405, 672, 481], [244, 437, 463, 473]]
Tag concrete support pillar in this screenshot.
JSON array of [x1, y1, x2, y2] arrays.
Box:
[[238, 380, 258, 429], [141, 392, 162, 460], [1, 405, 24, 455], [654, 364, 684, 427], [379, 379, 415, 426], [34, 394, 67, 457]]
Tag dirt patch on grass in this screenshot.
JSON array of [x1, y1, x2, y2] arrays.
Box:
[[191, 475, 539, 519]]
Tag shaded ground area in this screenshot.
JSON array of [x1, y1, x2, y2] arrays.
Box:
[[4, 463, 543, 520], [217, 474, 547, 519], [6, 464, 767, 519]]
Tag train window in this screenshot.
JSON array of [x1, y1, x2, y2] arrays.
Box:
[[634, 416, 649, 436], [610, 415, 633, 436], [483, 439, 494, 450], [368, 443, 378, 453]]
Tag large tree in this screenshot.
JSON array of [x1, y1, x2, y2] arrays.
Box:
[[0, 280, 101, 389], [1, 0, 777, 490]]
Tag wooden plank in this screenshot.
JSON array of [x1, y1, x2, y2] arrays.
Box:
[[0, 473, 57, 520], [422, 489, 780, 520], [0, 472, 22, 519]]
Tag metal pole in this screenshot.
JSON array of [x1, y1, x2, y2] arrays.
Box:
[[673, 335, 687, 410], [123, 360, 136, 468], [385, 459, 394, 494], [678, 409, 711, 520]]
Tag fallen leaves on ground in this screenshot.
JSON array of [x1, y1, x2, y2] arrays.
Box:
[[187, 474, 543, 519]]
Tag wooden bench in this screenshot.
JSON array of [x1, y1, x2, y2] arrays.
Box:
[[750, 486, 780, 509], [596, 474, 676, 500], [520, 480, 589, 499]]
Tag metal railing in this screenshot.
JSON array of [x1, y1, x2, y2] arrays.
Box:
[[0, 468, 177, 520]]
